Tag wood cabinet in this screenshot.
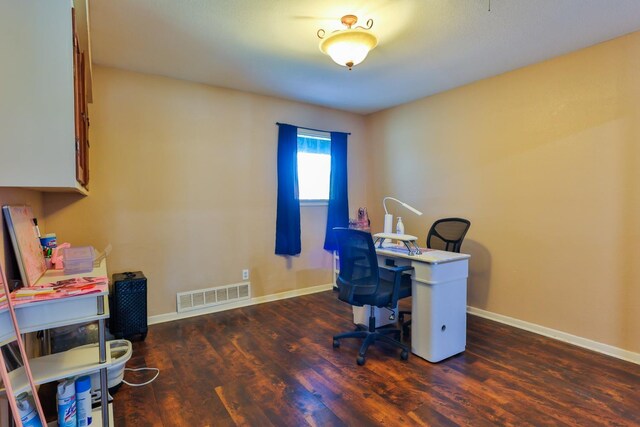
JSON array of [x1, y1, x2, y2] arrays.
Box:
[[0, 0, 93, 193]]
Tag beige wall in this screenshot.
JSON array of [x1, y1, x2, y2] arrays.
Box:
[[43, 66, 368, 316], [367, 32, 640, 353], [0, 189, 44, 285]]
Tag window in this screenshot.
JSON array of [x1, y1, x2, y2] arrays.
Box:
[[297, 129, 331, 201]]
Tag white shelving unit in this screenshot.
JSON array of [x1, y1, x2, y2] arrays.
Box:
[[0, 260, 113, 426], [3, 344, 113, 397], [1, 294, 110, 344]]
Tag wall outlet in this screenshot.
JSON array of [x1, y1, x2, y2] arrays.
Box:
[[242, 269, 249, 281]]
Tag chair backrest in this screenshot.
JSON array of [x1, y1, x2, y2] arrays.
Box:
[[334, 228, 380, 305], [427, 218, 471, 253]]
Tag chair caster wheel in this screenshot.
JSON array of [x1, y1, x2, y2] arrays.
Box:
[[357, 355, 366, 366], [332, 339, 340, 348], [400, 350, 409, 361]]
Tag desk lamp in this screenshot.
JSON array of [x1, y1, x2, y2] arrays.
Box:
[[382, 197, 423, 234]]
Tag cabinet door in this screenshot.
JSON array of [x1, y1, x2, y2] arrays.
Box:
[[73, 9, 90, 187], [0, 1, 80, 190]]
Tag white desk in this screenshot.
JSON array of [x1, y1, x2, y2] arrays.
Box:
[[374, 248, 470, 362]]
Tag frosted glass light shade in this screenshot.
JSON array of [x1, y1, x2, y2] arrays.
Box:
[[319, 29, 378, 69]]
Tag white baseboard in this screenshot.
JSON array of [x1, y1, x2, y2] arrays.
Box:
[[148, 283, 335, 326], [467, 306, 640, 365]]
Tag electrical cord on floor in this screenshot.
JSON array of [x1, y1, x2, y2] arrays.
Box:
[[122, 367, 160, 387]]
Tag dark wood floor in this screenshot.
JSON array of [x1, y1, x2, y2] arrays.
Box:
[[114, 291, 640, 426]]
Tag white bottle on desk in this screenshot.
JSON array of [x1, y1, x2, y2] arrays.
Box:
[[396, 217, 404, 235]]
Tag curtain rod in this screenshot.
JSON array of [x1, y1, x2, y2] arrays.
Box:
[[276, 122, 351, 135]]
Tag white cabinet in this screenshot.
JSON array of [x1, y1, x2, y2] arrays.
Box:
[[0, 0, 92, 193], [375, 248, 470, 362]]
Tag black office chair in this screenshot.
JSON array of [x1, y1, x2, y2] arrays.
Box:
[[427, 217, 471, 253], [398, 218, 471, 334], [332, 228, 413, 366]]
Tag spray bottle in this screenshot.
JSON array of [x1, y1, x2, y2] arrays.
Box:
[[57, 379, 77, 427], [16, 392, 42, 427], [76, 375, 93, 426]]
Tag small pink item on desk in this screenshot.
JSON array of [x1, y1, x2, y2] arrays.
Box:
[[50, 243, 71, 270]]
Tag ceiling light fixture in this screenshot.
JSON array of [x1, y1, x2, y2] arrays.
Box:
[[317, 15, 378, 70]]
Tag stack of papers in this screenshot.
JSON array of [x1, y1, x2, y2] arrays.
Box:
[[9, 276, 108, 306]]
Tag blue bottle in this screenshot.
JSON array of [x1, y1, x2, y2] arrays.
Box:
[[76, 375, 93, 426]]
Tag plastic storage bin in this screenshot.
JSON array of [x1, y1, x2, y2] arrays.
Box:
[[62, 246, 95, 275]]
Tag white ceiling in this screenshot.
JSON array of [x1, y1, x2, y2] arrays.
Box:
[[90, 0, 640, 114]]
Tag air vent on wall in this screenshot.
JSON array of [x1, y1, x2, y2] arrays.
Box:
[[177, 282, 250, 313]]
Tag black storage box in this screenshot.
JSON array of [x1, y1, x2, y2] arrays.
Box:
[[110, 271, 148, 340]]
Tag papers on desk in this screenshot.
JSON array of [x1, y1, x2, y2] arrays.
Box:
[[13, 287, 56, 298], [9, 276, 108, 306]]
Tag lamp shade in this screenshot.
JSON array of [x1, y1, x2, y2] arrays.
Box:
[[319, 28, 378, 69]]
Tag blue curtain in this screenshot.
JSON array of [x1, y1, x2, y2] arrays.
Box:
[[324, 132, 349, 251], [275, 124, 301, 255]]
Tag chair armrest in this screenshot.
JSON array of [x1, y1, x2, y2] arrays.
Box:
[[379, 265, 414, 308]]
